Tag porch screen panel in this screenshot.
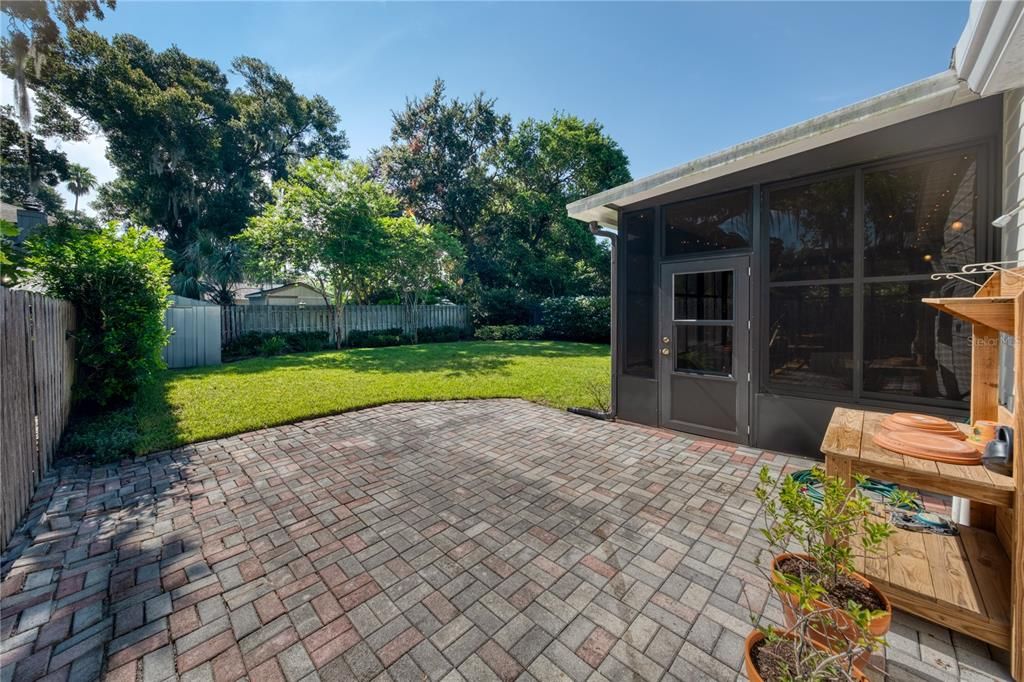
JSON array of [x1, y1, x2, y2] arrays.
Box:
[[762, 146, 985, 406], [622, 209, 655, 377], [861, 149, 981, 403], [663, 189, 752, 256], [765, 174, 855, 396]]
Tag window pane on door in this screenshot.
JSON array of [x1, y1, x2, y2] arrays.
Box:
[[675, 325, 733, 376], [863, 280, 974, 401], [768, 285, 853, 391], [864, 151, 978, 276], [664, 189, 752, 256], [674, 271, 733, 320], [767, 175, 854, 281]]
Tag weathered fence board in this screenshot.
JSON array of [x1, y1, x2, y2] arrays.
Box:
[[1, 287, 75, 551], [163, 295, 222, 369], [222, 304, 469, 344]]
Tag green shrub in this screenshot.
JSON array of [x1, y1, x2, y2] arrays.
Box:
[[540, 296, 610, 343], [347, 327, 413, 348], [223, 330, 330, 360], [475, 288, 538, 326], [415, 325, 468, 343], [61, 408, 139, 463], [27, 224, 171, 407], [259, 335, 287, 356], [474, 324, 544, 341], [284, 331, 330, 352]]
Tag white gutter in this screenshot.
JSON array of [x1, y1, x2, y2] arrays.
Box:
[[955, 0, 1024, 96], [567, 70, 977, 228]]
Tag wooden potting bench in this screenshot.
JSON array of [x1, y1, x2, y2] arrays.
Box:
[[820, 267, 1024, 680]]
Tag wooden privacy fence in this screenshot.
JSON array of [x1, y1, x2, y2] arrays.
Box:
[[163, 295, 222, 369], [0, 288, 75, 551], [222, 304, 470, 344]]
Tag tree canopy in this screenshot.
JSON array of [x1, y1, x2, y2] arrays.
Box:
[[25, 30, 348, 254], [483, 114, 631, 295], [373, 79, 510, 278], [374, 83, 630, 298], [0, 104, 69, 213]]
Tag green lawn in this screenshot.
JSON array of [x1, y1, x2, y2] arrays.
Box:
[[126, 340, 609, 455]]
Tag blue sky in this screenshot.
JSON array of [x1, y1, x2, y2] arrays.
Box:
[[16, 1, 972, 209]]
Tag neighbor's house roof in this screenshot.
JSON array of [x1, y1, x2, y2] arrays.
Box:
[[244, 282, 321, 298], [568, 0, 1024, 229]]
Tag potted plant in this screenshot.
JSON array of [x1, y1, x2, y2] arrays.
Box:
[[744, 622, 875, 682], [750, 465, 912, 672]]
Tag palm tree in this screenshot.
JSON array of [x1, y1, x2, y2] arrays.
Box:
[[66, 163, 97, 215]]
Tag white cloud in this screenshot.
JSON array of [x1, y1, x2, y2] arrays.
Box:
[[1, 75, 115, 216]]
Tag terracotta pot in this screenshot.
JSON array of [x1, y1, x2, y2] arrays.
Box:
[[771, 553, 891, 668], [744, 629, 868, 682]]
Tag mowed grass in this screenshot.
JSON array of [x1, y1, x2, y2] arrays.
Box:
[[132, 340, 610, 454]]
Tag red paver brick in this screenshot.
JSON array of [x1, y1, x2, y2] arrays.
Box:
[[242, 626, 298, 670], [308, 625, 361, 667], [178, 629, 236, 673], [319, 564, 347, 588], [310, 592, 343, 624], [35, 616, 71, 649], [254, 592, 286, 624], [528, 527, 557, 545], [238, 557, 265, 582], [104, 661, 137, 682], [337, 580, 380, 611], [248, 657, 286, 682], [277, 573, 319, 600], [580, 554, 617, 579], [482, 555, 515, 579], [341, 533, 367, 553], [479, 640, 523, 681], [303, 615, 353, 653], [212, 644, 246, 682], [170, 606, 201, 638], [107, 631, 170, 669], [508, 581, 543, 610], [13, 646, 50, 680], [531, 556, 565, 578], [577, 627, 616, 668], [376, 626, 423, 667], [422, 591, 458, 624]]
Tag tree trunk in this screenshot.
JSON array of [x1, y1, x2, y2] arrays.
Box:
[[334, 299, 345, 349], [73, 194, 79, 215]]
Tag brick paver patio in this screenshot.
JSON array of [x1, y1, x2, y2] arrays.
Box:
[[0, 400, 1012, 681]]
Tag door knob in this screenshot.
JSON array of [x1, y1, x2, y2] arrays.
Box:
[[661, 348, 670, 356], [662, 336, 670, 343]]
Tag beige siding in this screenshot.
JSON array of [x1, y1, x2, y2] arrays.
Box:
[[1004, 87, 1024, 260]]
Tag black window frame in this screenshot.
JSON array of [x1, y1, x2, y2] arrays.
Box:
[[661, 187, 754, 258], [621, 208, 656, 378], [759, 142, 993, 408]]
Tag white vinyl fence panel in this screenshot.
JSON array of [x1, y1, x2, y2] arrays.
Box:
[[163, 295, 222, 369], [222, 304, 470, 344]]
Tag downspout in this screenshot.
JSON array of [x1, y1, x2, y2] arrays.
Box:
[[590, 221, 618, 419]]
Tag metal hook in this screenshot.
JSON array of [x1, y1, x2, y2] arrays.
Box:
[[961, 261, 1024, 279], [930, 272, 984, 288]]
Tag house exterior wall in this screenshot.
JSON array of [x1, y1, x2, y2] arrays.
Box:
[[248, 284, 325, 307], [1004, 87, 1024, 261], [615, 95, 1004, 457]]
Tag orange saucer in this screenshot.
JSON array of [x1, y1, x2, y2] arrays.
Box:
[[873, 429, 982, 465], [879, 412, 965, 440]]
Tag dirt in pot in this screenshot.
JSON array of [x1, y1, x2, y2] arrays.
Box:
[[752, 637, 854, 681], [777, 556, 886, 612]]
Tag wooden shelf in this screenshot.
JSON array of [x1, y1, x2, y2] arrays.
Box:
[[922, 296, 1015, 334], [822, 409, 1015, 507], [855, 522, 1011, 650]]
